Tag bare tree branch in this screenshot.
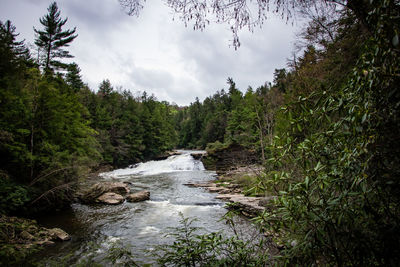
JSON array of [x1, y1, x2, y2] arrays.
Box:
[[29, 166, 75, 186], [119, 0, 344, 48], [29, 182, 75, 206], [119, 0, 146, 16]]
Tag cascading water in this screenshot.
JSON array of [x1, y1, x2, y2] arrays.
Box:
[[37, 150, 246, 265], [100, 152, 205, 178]]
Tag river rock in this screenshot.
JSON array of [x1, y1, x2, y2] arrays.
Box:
[[190, 153, 203, 160], [36, 239, 56, 246], [47, 227, 71, 241], [183, 182, 214, 188], [126, 190, 150, 202], [184, 182, 238, 194], [96, 192, 125, 205], [80, 182, 130, 203], [215, 194, 264, 217], [154, 151, 182, 160]]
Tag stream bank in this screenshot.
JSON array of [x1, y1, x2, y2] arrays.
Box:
[[191, 145, 276, 218]]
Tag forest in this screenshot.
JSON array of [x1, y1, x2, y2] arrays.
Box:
[[1, 0, 400, 266]]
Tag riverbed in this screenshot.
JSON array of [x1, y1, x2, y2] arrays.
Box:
[[37, 150, 252, 265]]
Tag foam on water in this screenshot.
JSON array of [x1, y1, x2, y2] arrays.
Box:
[[138, 226, 160, 235], [100, 152, 205, 179]]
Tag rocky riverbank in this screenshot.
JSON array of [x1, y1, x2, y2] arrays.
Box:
[[184, 178, 275, 218], [191, 145, 276, 218], [0, 215, 71, 265], [200, 143, 259, 175]]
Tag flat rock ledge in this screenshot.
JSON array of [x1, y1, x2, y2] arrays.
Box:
[[184, 182, 275, 217], [154, 150, 182, 161]]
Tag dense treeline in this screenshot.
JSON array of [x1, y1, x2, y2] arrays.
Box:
[[176, 77, 282, 162], [0, 2, 177, 215], [79, 82, 177, 167]]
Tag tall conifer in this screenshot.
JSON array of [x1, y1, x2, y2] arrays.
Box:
[[0, 20, 30, 75], [34, 2, 77, 72]]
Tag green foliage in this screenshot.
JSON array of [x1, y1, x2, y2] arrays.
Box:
[[65, 62, 84, 92], [0, 20, 30, 76], [205, 140, 228, 153], [41, 241, 139, 267], [155, 213, 270, 267], [0, 15, 179, 216], [250, 1, 400, 265], [103, 241, 139, 267], [0, 17, 99, 213], [0, 216, 43, 266], [85, 85, 177, 167], [0, 243, 39, 267], [0, 179, 29, 215], [176, 78, 282, 158], [1, 1, 399, 266]]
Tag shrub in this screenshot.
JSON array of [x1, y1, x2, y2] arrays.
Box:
[[0, 178, 29, 215], [155, 213, 271, 266]]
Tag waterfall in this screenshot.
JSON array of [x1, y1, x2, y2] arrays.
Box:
[[100, 152, 205, 179]]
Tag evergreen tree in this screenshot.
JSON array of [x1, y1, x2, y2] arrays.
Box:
[[34, 2, 77, 72], [66, 62, 84, 92], [98, 79, 113, 96], [0, 20, 30, 76]]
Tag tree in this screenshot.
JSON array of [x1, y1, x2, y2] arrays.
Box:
[[0, 20, 30, 75], [34, 2, 77, 72], [66, 62, 84, 92], [272, 68, 288, 93], [98, 79, 113, 97]]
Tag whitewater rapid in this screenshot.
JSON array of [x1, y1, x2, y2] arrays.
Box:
[[100, 151, 205, 178]]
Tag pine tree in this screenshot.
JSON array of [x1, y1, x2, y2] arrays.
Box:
[[34, 2, 77, 72], [66, 62, 84, 92], [0, 20, 30, 75]]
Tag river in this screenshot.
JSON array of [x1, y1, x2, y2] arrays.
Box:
[[37, 150, 251, 265]]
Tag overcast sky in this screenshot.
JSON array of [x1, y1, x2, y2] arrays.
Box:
[[0, 0, 300, 105]]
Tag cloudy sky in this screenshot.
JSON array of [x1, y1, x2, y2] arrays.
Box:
[[0, 0, 301, 105]]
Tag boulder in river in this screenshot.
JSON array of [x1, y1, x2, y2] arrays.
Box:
[[80, 182, 130, 203], [96, 192, 125, 205], [47, 227, 71, 241], [126, 190, 150, 202]]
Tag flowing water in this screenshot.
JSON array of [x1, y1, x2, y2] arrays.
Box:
[[37, 150, 250, 265]]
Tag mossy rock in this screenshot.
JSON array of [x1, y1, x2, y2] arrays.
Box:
[[0, 215, 70, 265]]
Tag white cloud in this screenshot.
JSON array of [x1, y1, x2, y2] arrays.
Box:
[[0, 0, 299, 105]]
